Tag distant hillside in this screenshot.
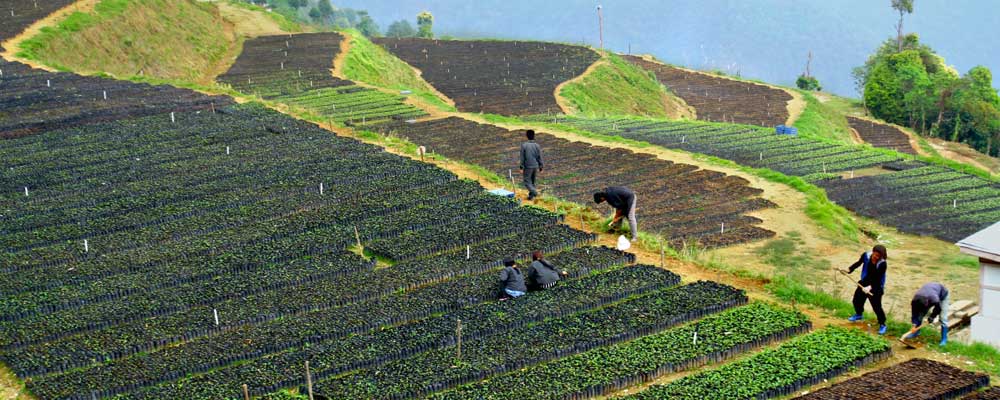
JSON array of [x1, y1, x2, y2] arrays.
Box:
[[336, 0, 1000, 98]]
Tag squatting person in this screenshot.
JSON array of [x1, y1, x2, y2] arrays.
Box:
[[527, 250, 568, 290], [902, 282, 950, 346], [499, 257, 527, 299], [519, 129, 543, 200], [843, 244, 889, 335], [593, 186, 638, 242]]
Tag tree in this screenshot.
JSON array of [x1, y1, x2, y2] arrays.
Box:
[[317, 0, 333, 19], [386, 20, 416, 38], [308, 7, 321, 22], [891, 0, 914, 51], [796, 75, 821, 91], [356, 11, 381, 37], [417, 11, 434, 39]]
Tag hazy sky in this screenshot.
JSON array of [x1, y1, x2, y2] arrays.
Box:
[[332, 0, 999, 97]]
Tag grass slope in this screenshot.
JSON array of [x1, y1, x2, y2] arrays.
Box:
[[559, 54, 690, 119], [342, 32, 455, 112], [793, 91, 854, 143], [17, 0, 236, 83]]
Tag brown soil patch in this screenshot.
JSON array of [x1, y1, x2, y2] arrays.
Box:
[[0, 0, 98, 69], [215, 1, 290, 38], [928, 138, 1000, 174]]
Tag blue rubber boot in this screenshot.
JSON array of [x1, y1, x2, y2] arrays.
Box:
[[848, 314, 864, 322], [878, 325, 887, 335], [939, 326, 948, 346]]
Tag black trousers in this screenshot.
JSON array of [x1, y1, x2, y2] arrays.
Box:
[[852, 287, 886, 325]]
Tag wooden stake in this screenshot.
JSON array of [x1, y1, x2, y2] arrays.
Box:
[[319, 182, 324, 195], [720, 223, 725, 234], [508, 169, 515, 190], [466, 245, 471, 260], [213, 308, 219, 325], [242, 384, 250, 400], [660, 244, 665, 268], [456, 318, 463, 361], [305, 361, 314, 400], [354, 226, 362, 249]]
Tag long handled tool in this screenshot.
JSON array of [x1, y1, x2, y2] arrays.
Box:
[[837, 270, 872, 297]]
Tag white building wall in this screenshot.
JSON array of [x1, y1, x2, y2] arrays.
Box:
[[972, 260, 1000, 348]]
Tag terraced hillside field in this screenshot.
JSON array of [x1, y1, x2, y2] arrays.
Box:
[[818, 164, 1000, 242], [373, 117, 777, 248], [373, 38, 600, 115], [218, 32, 427, 125], [539, 116, 901, 178], [625, 55, 792, 127], [848, 116, 917, 154], [542, 116, 998, 242]]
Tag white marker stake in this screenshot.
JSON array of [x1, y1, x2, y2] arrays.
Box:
[[83, 239, 89, 253], [721, 223, 725, 234], [102, 90, 107, 100], [24, 186, 28, 197], [850, 170, 855, 178], [681, 136, 686, 144], [46, 79, 51, 87], [466, 245, 470, 260], [0, 68, 4, 77], [281, 61, 284, 70], [170, 112, 176, 123], [953, 199, 957, 208], [759, 152, 763, 161], [319, 182, 324, 195], [226, 146, 230, 155], [213, 308, 220, 326], [693, 331, 698, 344]]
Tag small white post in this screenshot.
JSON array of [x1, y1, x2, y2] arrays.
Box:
[[466, 245, 471, 260], [170, 112, 176, 123], [24, 186, 28, 197], [823, 163, 827, 174], [759, 152, 763, 161], [280, 61, 284, 70], [681, 136, 686, 143], [83, 239, 89, 253], [225, 146, 230, 155], [319, 182, 324, 195], [46, 79, 51, 87], [0, 68, 4, 77], [953, 199, 957, 208], [850, 170, 855, 178], [720, 223, 725, 234], [102, 90, 107, 100], [213, 308, 219, 325], [693, 331, 698, 344]]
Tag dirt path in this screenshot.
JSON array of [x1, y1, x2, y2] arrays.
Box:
[[0, 0, 98, 69], [784, 90, 807, 126], [928, 138, 1000, 174], [214, 1, 292, 38], [553, 56, 607, 114]]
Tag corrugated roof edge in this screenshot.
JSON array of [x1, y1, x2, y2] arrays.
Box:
[[957, 221, 1000, 263]]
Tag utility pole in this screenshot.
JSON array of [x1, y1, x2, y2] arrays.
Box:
[[805, 51, 813, 77], [597, 5, 604, 51]]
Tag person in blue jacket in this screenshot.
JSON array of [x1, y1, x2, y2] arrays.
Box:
[[843, 245, 889, 335]]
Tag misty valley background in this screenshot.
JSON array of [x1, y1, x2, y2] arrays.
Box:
[[329, 0, 999, 98]]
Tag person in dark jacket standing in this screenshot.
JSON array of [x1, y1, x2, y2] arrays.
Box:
[[594, 186, 638, 241], [527, 250, 568, 290], [843, 244, 889, 335], [519, 130, 543, 200], [499, 258, 527, 299], [902, 282, 950, 346]]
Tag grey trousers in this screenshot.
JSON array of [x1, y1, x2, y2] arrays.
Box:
[[612, 195, 638, 240], [523, 168, 538, 197]]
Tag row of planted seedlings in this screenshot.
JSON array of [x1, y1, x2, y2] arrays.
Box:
[[0, 104, 584, 376], [370, 117, 776, 248], [24, 227, 599, 398], [0, 58, 230, 140], [218, 32, 427, 124], [71, 247, 641, 400], [0, 191, 538, 349], [430, 302, 810, 399], [373, 38, 600, 115], [623, 326, 892, 399], [308, 280, 750, 399], [623, 56, 792, 127], [2, 197, 579, 377], [537, 115, 902, 177]]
